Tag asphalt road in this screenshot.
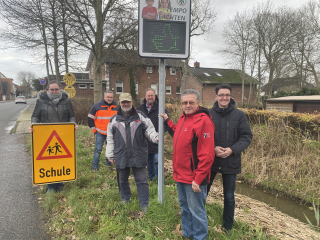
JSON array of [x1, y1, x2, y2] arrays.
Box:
[[0, 99, 49, 239]]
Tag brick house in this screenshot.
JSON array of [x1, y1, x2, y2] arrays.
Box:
[[185, 62, 258, 106], [85, 49, 184, 103], [0, 72, 15, 100], [49, 73, 108, 99]]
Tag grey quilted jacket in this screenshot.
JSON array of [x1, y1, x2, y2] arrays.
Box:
[[106, 106, 158, 169]]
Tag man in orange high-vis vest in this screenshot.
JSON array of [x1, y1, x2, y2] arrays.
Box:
[[88, 91, 118, 171]]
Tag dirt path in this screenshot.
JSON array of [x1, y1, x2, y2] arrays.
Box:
[[163, 159, 318, 240]]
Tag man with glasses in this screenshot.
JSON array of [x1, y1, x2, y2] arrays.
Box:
[[161, 89, 215, 240], [88, 91, 118, 171], [207, 83, 253, 235]]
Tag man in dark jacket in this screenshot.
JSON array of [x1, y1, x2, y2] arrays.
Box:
[[161, 89, 215, 240], [87, 91, 118, 171], [106, 93, 158, 213], [207, 83, 253, 233], [136, 88, 169, 181]]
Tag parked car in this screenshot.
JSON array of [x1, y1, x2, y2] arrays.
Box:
[[15, 96, 27, 104]]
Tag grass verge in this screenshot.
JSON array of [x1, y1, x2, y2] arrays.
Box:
[[33, 125, 274, 239]]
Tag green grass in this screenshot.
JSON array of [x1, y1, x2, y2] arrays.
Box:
[[35, 125, 275, 239]]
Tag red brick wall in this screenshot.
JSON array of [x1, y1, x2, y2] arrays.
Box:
[[186, 76, 257, 107], [0, 78, 13, 100]]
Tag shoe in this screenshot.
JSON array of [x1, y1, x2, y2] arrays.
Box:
[[172, 230, 183, 237], [119, 200, 130, 204], [92, 168, 98, 172], [223, 228, 232, 236], [46, 189, 56, 194], [141, 206, 147, 213]]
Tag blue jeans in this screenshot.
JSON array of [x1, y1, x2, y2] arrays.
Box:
[[176, 182, 208, 240], [207, 172, 236, 230], [92, 132, 111, 169], [116, 167, 149, 208], [147, 153, 158, 181]]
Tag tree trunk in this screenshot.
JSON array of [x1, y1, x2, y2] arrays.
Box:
[[50, 0, 60, 83], [62, 2, 69, 73], [181, 59, 189, 92]]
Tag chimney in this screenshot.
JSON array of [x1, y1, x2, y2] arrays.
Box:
[[194, 61, 200, 68]]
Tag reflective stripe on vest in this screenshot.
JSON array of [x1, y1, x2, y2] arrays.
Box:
[[88, 113, 96, 119], [96, 116, 112, 119], [95, 127, 108, 134]]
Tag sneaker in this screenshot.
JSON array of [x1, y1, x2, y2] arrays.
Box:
[[92, 168, 98, 172], [223, 228, 232, 236], [172, 230, 183, 237], [46, 189, 56, 194], [141, 206, 148, 213], [119, 200, 130, 204]]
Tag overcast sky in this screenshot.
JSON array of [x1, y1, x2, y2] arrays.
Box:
[[0, 0, 310, 84]]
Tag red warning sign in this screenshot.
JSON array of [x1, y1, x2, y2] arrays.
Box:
[[36, 130, 73, 160]]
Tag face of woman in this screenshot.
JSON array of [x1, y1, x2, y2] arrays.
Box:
[[161, 0, 168, 8], [48, 83, 61, 94]]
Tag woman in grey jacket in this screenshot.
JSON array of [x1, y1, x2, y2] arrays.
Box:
[[29, 80, 77, 193]]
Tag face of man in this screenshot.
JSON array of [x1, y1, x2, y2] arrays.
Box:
[[104, 93, 113, 104], [145, 90, 156, 106], [181, 94, 199, 115], [216, 88, 231, 108], [120, 101, 133, 112]]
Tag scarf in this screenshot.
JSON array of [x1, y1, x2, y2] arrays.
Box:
[[47, 91, 63, 105]]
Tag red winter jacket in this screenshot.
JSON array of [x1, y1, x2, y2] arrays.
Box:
[[165, 107, 215, 185]]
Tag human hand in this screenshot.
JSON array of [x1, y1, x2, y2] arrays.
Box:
[[28, 127, 33, 133], [192, 180, 201, 192], [216, 147, 233, 158], [109, 158, 115, 164], [159, 113, 168, 121], [74, 125, 78, 131], [214, 146, 224, 157]]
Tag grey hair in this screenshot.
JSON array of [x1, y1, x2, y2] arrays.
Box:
[[180, 89, 200, 102], [104, 91, 114, 96], [145, 88, 156, 94]]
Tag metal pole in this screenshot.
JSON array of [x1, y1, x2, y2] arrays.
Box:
[[158, 58, 165, 204]]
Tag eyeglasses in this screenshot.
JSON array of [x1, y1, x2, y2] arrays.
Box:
[[181, 101, 196, 106], [217, 94, 231, 98], [49, 88, 60, 92]]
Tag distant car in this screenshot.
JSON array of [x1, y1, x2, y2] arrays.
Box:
[[15, 96, 27, 104]]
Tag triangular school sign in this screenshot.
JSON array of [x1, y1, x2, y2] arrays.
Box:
[[37, 130, 73, 160]]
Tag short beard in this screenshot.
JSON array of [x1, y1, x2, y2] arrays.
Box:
[[121, 105, 132, 113]]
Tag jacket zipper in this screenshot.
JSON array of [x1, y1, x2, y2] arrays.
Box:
[[174, 116, 186, 174]]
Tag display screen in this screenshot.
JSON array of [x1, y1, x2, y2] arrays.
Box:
[[143, 19, 186, 55]]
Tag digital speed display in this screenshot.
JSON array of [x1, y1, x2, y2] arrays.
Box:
[[143, 19, 186, 55]]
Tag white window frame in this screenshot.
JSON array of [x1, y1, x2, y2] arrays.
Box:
[[146, 66, 153, 73], [176, 86, 181, 94], [170, 67, 176, 75], [116, 80, 123, 94], [166, 86, 171, 95], [91, 62, 94, 76], [151, 83, 158, 94], [90, 84, 94, 89], [135, 81, 138, 95], [79, 84, 87, 89]]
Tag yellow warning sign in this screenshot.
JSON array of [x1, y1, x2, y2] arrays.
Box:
[[64, 85, 76, 98], [63, 72, 76, 86], [31, 123, 76, 185]]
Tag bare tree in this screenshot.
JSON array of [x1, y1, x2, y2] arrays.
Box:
[[180, 0, 216, 92], [17, 71, 37, 97]]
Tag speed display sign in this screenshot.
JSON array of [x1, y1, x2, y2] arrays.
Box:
[[138, 0, 191, 59]]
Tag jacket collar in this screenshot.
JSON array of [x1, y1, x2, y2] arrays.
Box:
[[142, 95, 159, 110], [212, 98, 235, 115]]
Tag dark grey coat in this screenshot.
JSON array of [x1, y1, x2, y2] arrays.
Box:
[[209, 99, 252, 174], [31, 91, 76, 124], [105, 107, 158, 169]]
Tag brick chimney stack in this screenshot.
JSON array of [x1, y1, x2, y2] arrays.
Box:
[[194, 61, 200, 68]]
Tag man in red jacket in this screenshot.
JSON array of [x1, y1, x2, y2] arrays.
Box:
[[88, 91, 118, 171], [161, 89, 215, 240]]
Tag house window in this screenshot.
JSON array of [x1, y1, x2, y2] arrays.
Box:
[[105, 63, 109, 80], [146, 67, 153, 73], [151, 83, 157, 94], [170, 67, 176, 75], [90, 84, 94, 89], [134, 81, 139, 95], [116, 80, 123, 94], [166, 86, 171, 95], [176, 86, 181, 94], [79, 84, 87, 89]]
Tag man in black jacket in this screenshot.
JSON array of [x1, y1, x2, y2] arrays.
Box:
[[207, 84, 253, 233], [137, 88, 168, 181]]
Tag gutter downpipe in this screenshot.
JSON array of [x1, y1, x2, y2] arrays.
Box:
[[201, 83, 208, 104]]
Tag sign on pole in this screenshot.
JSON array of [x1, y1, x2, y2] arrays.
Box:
[[40, 79, 46, 85], [138, 0, 191, 59], [64, 86, 76, 98], [63, 73, 76, 86], [31, 123, 77, 185]]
